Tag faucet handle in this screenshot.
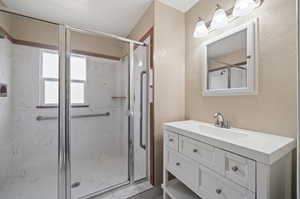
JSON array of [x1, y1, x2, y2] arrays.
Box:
[[213, 112, 220, 118]]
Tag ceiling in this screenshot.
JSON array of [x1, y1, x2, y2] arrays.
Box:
[[158, 0, 199, 13], [2, 0, 153, 37]]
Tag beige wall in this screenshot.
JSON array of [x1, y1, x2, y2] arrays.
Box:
[[70, 32, 124, 58], [153, 1, 186, 184], [123, 2, 154, 57], [186, 0, 297, 196], [127, 2, 154, 41], [10, 14, 59, 45], [0, 0, 6, 7], [0, 12, 11, 34], [0, 12, 124, 58], [186, 0, 297, 137], [128, 0, 186, 185]]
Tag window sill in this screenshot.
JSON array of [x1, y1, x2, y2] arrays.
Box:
[[36, 105, 90, 109]]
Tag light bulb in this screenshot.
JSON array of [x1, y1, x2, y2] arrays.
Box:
[[211, 5, 229, 30], [233, 0, 256, 17], [193, 19, 209, 38]]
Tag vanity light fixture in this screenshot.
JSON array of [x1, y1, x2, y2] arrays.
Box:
[[193, 0, 263, 38], [233, 0, 256, 17], [210, 4, 229, 30], [193, 17, 209, 38]]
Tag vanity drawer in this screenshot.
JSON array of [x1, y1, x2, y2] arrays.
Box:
[[179, 136, 225, 174], [224, 152, 256, 192], [166, 149, 198, 190], [165, 131, 179, 151], [197, 164, 255, 199]]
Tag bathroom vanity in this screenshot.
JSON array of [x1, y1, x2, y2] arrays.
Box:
[[162, 120, 296, 199]]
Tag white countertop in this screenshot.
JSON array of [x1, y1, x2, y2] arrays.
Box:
[[163, 120, 296, 165]]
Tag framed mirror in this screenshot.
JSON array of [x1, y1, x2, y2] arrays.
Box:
[[202, 20, 258, 96]]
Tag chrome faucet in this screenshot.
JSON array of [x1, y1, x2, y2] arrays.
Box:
[[213, 112, 230, 129]]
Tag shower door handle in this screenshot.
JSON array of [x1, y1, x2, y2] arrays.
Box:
[[140, 71, 147, 150]]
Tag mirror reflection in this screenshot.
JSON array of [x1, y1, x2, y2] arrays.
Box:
[[207, 29, 247, 90]]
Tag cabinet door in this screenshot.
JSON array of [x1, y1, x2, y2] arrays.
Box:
[[197, 164, 255, 199], [224, 152, 256, 192], [166, 149, 198, 191], [179, 136, 225, 174], [165, 131, 179, 151]]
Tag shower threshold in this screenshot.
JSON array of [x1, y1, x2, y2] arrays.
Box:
[[78, 179, 152, 199]]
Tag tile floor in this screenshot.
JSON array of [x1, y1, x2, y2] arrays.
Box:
[[0, 156, 149, 199]]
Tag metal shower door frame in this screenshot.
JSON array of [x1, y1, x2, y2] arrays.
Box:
[[59, 25, 149, 199], [58, 25, 71, 199]]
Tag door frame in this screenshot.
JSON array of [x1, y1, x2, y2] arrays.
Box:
[[63, 26, 149, 199]]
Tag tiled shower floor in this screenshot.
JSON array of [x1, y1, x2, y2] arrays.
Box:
[[0, 156, 138, 199]]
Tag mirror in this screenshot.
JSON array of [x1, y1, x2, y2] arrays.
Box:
[[203, 20, 257, 96]]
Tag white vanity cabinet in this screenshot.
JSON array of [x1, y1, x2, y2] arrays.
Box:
[[162, 121, 296, 199]]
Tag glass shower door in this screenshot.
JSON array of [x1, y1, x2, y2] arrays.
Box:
[[0, 11, 60, 199], [67, 29, 130, 198], [133, 44, 149, 182]]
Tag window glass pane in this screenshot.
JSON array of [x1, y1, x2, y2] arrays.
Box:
[[44, 80, 58, 104], [71, 82, 85, 104], [71, 56, 86, 81], [42, 51, 59, 78]]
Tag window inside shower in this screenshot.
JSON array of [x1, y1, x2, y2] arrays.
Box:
[[39, 50, 88, 106], [0, 10, 149, 199]]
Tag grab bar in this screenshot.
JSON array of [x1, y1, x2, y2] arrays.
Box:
[[36, 112, 110, 121], [140, 71, 147, 150]]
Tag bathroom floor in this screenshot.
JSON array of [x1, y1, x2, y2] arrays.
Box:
[[94, 181, 155, 199], [71, 156, 128, 198], [0, 155, 136, 199]]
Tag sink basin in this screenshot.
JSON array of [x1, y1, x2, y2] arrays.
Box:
[[175, 121, 248, 140], [198, 124, 248, 140]]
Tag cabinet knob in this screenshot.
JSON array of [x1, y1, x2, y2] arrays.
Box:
[[193, 149, 198, 153], [176, 162, 180, 166], [232, 166, 239, 172], [169, 138, 174, 142], [216, 189, 222, 194]]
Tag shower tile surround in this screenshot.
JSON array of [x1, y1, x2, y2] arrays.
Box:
[[0, 40, 146, 198], [0, 34, 12, 189]]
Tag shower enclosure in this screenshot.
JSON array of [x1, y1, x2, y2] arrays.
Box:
[[0, 10, 150, 199]]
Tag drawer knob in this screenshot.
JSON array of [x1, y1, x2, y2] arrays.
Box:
[[169, 138, 174, 142], [193, 149, 198, 153], [232, 166, 239, 172], [176, 162, 180, 166], [216, 189, 222, 194]]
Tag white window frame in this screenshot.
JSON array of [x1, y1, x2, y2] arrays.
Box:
[[69, 54, 88, 106], [39, 49, 88, 107]]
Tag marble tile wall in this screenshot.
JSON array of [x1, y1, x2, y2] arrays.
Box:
[[0, 44, 130, 197], [0, 37, 12, 188]]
